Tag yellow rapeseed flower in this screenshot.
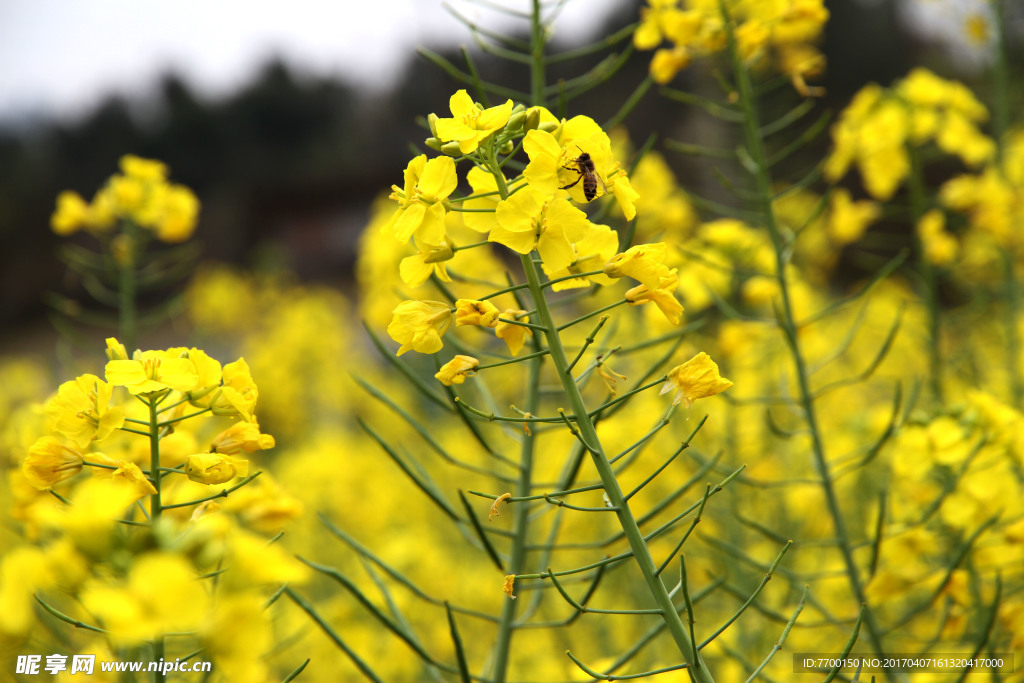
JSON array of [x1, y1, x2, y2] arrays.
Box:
[[45, 374, 125, 448], [207, 358, 260, 421], [120, 154, 168, 181], [462, 166, 504, 234], [80, 552, 209, 646], [496, 310, 533, 355], [202, 595, 274, 682], [22, 437, 85, 490], [95, 460, 157, 498], [827, 189, 879, 245], [384, 154, 458, 244], [50, 191, 91, 235], [211, 420, 276, 454], [399, 235, 455, 287], [185, 452, 250, 485], [661, 352, 733, 407], [492, 186, 594, 272], [434, 89, 515, 154], [434, 355, 480, 386], [523, 126, 639, 219], [917, 209, 958, 266], [0, 546, 55, 636], [387, 300, 453, 355], [455, 299, 501, 327], [33, 478, 140, 557], [154, 184, 200, 242], [105, 348, 200, 395], [541, 222, 619, 290], [603, 242, 672, 290], [625, 269, 684, 324]]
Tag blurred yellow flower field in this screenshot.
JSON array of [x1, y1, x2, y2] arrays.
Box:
[[2, 1, 1023, 682]]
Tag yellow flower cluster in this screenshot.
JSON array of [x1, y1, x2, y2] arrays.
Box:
[[3, 339, 303, 680], [941, 129, 1024, 252], [51, 154, 200, 243], [634, 0, 828, 95], [22, 339, 270, 493], [825, 68, 995, 200], [383, 91, 652, 362]]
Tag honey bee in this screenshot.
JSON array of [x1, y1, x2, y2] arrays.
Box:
[[560, 148, 605, 201]]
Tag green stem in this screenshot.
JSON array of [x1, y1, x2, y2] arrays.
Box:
[[118, 221, 137, 351], [529, 0, 545, 107], [476, 348, 550, 370], [519, 252, 714, 682], [490, 312, 542, 683], [719, 0, 889, 664], [907, 147, 943, 404], [146, 396, 165, 682]]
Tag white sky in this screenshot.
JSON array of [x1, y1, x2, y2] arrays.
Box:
[[0, 0, 620, 125]]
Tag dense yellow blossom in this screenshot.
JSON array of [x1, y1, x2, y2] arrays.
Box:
[[50, 155, 199, 241], [634, 0, 828, 94], [826, 69, 994, 200], [80, 552, 209, 646]]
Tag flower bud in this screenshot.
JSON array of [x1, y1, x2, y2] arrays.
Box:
[[105, 338, 129, 361], [505, 111, 527, 134], [427, 112, 440, 137], [425, 136, 444, 152], [441, 141, 464, 157], [499, 140, 515, 155], [524, 107, 542, 132]]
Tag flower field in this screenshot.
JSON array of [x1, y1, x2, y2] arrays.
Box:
[[2, 1, 1023, 681]]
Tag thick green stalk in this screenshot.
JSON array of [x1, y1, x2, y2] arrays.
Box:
[[519, 253, 714, 683], [490, 347, 540, 683], [147, 396, 165, 682], [720, 2, 890, 663], [529, 0, 545, 106]]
